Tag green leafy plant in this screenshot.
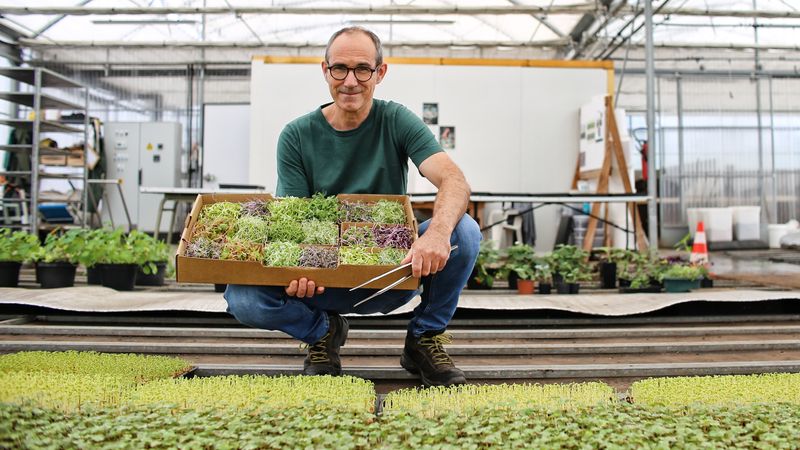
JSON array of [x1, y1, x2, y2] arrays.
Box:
[[500, 242, 535, 280], [549, 244, 590, 283], [378, 247, 407, 265], [199, 201, 242, 222], [0, 351, 191, 380], [0, 229, 40, 262], [660, 263, 705, 281], [220, 239, 264, 262], [631, 373, 800, 407], [371, 200, 406, 224], [126, 230, 172, 275], [339, 201, 373, 222], [31, 229, 87, 264], [674, 232, 693, 253], [341, 225, 377, 247], [533, 257, 553, 284], [471, 239, 500, 287]]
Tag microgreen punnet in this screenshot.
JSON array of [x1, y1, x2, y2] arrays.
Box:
[[339, 246, 379, 265], [374, 225, 413, 249], [301, 220, 338, 245], [378, 247, 407, 265], [220, 239, 264, 262], [339, 201, 373, 223], [267, 219, 305, 243], [268, 196, 311, 222], [233, 215, 270, 244], [185, 236, 223, 259], [299, 246, 339, 268], [240, 199, 270, 217], [341, 225, 377, 247], [371, 200, 406, 224], [263, 241, 302, 266], [308, 193, 339, 222]]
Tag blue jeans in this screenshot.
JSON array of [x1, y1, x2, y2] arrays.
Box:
[[224, 214, 481, 344]]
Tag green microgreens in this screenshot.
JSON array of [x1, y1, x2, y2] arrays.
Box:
[[263, 241, 302, 267], [268, 197, 311, 222], [199, 201, 242, 222], [0, 351, 191, 381], [308, 193, 340, 222], [378, 247, 407, 265], [630, 373, 800, 407], [371, 200, 406, 224], [232, 215, 270, 244], [267, 219, 305, 243], [340, 225, 377, 247], [301, 220, 339, 245], [339, 246, 379, 265], [383, 382, 615, 418], [126, 375, 375, 413]]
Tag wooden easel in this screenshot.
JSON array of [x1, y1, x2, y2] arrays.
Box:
[[572, 95, 648, 252]]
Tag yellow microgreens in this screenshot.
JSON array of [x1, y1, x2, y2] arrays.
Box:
[[631, 373, 800, 407], [125, 374, 376, 413], [0, 351, 192, 382], [0, 371, 134, 412], [383, 382, 616, 417]]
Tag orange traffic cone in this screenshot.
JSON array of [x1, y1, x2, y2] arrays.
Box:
[[690, 221, 709, 265]]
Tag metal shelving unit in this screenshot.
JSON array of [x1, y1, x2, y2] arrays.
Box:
[[0, 67, 90, 233]]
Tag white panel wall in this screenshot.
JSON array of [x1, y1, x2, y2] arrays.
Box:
[[250, 60, 608, 250]]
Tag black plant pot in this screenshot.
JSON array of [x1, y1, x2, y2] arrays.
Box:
[[568, 282, 580, 294], [619, 285, 662, 294], [37, 262, 77, 289], [86, 265, 104, 285], [599, 261, 617, 289], [618, 278, 631, 288], [507, 272, 519, 290], [136, 261, 167, 286], [0, 261, 22, 287], [101, 263, 138, 291], [214, 284, 227, 293], [701, 277, 714, 288], [556, 282, 571, 294], [538, 282, 552, 294]]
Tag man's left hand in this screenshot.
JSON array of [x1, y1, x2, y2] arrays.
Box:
[[401, 230, 451, 278]]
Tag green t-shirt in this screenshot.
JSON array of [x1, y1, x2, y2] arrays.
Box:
[[276, 99, 442, 197]]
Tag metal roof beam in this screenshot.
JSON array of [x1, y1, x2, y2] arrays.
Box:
[[17, 38, 569, 49], [3, 5, 800, 19], [1, 5, 596, 16]]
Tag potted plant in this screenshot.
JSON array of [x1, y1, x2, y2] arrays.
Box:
[[505, 260, 535, 294], [559, 266, 592, 294], [128, 230, 173, 286], [533, 258, 553, 294], [97, 228, 140, 291], [468, 239, 499, 290], [549, 244, 589, 293], [32, 229, 86, 288], [619, 253, 664, 293], [78, 228, 114, 285], [595, 247, 631, 289], [0, 229, 40, 287], [661, 263, 704, 293], [500, 242, 535, 290]]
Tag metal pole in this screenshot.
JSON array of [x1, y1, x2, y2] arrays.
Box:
[[768, 76, 777, 223], [676, 75, 685, 225], [31, 68, 41, 234], [645, 0, 658, 251], [753, 0, 765, 216], [82, 84, 89, 228]]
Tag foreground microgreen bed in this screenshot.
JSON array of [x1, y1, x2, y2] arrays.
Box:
[[383, 382, 616, 417], [0, 351, 191, 382], [631, 373, 800, 406], [0, 372, 134, 412], [4, 403, 800, 449], [126, 375, 376, 413]]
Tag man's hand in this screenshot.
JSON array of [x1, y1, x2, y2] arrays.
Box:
[[286, 278, 325, 298], [401, 230, 451, 278]]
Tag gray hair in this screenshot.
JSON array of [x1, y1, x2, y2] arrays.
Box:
[[325, 26, 384, 67]]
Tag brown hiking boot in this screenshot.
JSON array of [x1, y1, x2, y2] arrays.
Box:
[[302, 313, 349, 376], [400, 329, 467, 387]]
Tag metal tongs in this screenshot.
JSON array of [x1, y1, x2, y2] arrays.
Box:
[[351, 245, 458, 308]]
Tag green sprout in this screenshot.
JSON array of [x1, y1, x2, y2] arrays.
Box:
[[339, 246, 379, 265], [301, 220, 339, 245], [263, 241, 302, 267], [371, 200, 406, 224]]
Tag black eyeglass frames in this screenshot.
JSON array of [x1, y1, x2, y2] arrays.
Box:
[[327, 64, 378, 82]]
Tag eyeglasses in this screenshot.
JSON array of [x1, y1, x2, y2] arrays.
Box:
[[327, 64, 378, 82]]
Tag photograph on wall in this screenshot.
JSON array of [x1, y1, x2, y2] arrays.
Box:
[[439, 126, 455, 150], [422, 103, 439, 125]]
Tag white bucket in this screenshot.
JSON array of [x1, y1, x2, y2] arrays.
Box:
[[731, 206, 761, 241], [768, 224, 791, 249], [702, 207, 733, 242]]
